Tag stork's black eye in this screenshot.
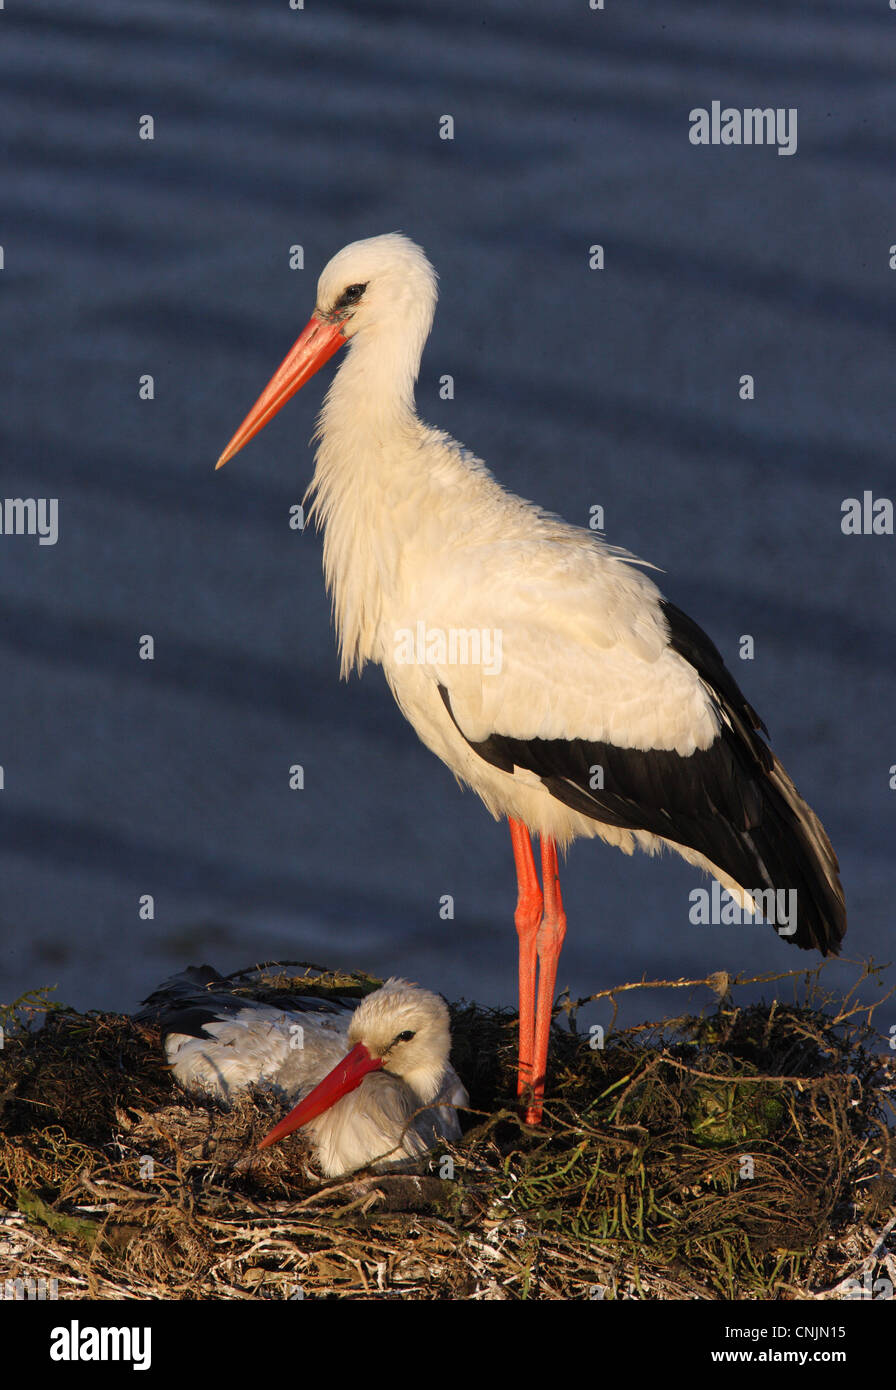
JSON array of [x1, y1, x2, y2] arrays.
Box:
[[334, 282, 367, 311], [394, 1030, 416, 1044]]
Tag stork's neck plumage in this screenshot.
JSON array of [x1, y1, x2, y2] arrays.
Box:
[[305, 325, 421, 677], [306, 311, 500, 679]]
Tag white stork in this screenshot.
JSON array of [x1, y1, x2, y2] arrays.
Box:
[[215, 234, 846, 1124], [138, 967, 468, 1177]]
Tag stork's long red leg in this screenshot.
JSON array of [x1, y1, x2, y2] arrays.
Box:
[[508, 817, 543, 1104], [526, 835, 567, 1125]]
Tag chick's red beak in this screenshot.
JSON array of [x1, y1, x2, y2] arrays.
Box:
[[257, 1042, 383, 1151]]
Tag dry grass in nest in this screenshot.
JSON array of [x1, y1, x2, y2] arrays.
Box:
[[0, 959, 894, 1300]]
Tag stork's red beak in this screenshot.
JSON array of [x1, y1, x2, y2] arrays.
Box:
[[216, 314, 347, 470], [257, 1041, 383, 1151]]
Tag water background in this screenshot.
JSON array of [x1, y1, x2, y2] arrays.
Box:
[[1, 1, 893, 1033]]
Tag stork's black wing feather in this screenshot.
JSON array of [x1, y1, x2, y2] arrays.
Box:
[[136, 965, 354, 1039], [438, 599, 846, 955]]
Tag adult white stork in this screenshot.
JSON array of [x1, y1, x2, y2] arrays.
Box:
[[138, 967, 468, 1177], [215, 234, 846, 1124]]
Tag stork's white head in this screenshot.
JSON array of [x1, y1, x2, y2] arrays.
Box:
[[216, 234, 438, 470], [314, 234, 438, 347], [346, 977, 452, 1105], [257, 978, 456, 1151]]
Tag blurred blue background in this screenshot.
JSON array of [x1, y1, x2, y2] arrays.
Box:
[[1, 0, 893, 1029]]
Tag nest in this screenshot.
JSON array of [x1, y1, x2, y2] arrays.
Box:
[[0, 959, 894, 1300]]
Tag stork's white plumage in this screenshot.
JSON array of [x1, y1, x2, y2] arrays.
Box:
[[138, 967, 467, 1177], [216, 233, 846, 1123]]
